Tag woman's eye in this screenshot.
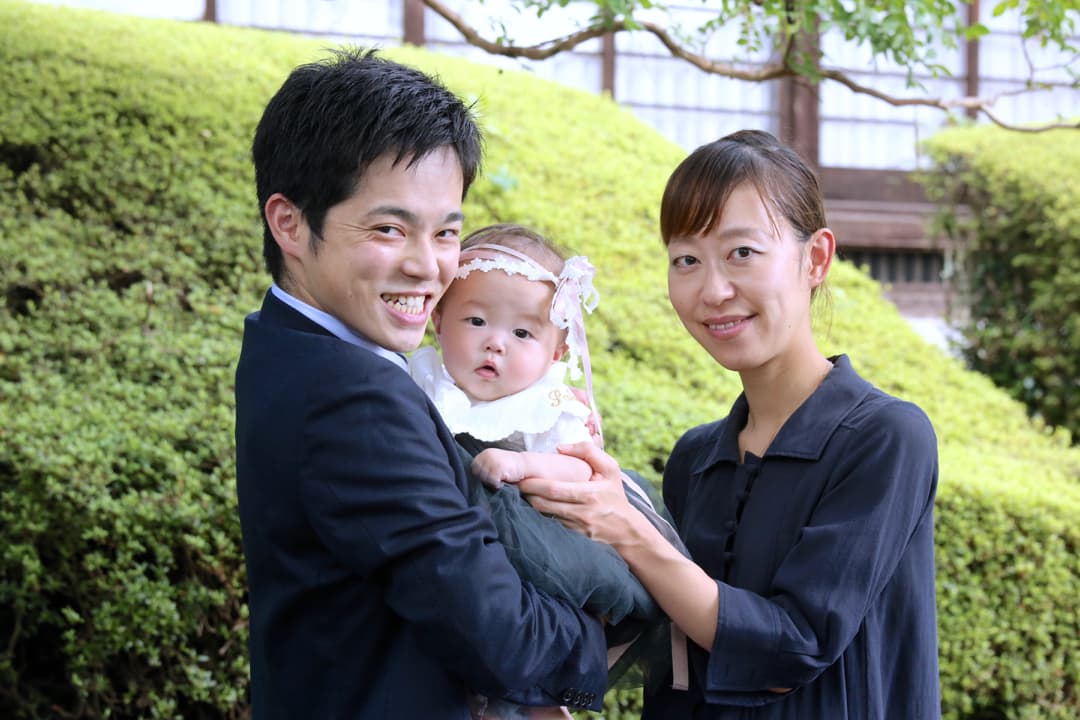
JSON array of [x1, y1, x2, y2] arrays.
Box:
[[672, 255, 698, 268], [514, 329, 532, 339], [731, 247, 755, 260]]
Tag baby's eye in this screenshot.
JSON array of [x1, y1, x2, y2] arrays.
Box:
[[671, 255, 698, 268], [467, 317, 485, 327], [514, 328, 532, 339]]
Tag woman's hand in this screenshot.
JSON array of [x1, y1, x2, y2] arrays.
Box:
[[517, 441, 636, 548], [525, 442, 724, 655]]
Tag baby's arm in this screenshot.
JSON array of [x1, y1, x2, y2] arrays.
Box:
[[472, 448, 592, 488]]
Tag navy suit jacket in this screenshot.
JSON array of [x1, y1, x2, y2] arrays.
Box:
[[235, 291, 607, 719]]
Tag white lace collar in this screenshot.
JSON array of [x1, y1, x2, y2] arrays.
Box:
[[408, 345, 589, 443]]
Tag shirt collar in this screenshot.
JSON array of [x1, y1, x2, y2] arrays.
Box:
[[270, 283, 408, 373], [695, 355, 872, 472]]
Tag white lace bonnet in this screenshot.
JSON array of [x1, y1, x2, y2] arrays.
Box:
[[456, 242, 601, 432]]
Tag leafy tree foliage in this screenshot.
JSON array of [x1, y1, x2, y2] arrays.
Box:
[[921, 126, 1080, 443]]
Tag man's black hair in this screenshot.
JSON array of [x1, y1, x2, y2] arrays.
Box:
[[252, 47, 483, 282]]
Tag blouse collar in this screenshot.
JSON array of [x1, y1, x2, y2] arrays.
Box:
[[695, 355, 872, 472]]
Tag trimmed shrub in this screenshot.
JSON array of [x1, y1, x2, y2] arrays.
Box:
[[1, 1, 1078, 717], [919, 125, 1080, 443]]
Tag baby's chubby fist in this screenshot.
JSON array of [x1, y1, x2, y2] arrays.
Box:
[[470, 448, 527, 489]]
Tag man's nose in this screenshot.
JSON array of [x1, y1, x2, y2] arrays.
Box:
[[402, 238, 439, 280]]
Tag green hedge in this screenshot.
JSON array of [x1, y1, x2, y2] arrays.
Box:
[[1, 1, 1078, 717], [919, 125, 1080, 444]]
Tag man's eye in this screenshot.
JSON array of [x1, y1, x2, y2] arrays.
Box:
[[514, 329, 531, 339]]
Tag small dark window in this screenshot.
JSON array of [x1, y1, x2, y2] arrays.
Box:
[[843, 249, 943, 285]]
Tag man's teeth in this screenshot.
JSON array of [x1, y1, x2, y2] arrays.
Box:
[[708, 320, 740, 330], [384, 295, 424, 315]]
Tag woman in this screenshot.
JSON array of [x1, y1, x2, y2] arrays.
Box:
[[519, 130, 940, 718]]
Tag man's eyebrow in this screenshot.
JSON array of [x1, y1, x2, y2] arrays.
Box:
[[366, 206, 418, 224], [366, 206, 464, 224]]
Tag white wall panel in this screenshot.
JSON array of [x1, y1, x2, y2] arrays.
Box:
[[425, 0, 598, 46], [820, 27, 964, 76], [426, 41, 603, 93], [979, 80, 1080, 125], [424, 0, 602, 92], [974, 3, 1079, 125], [214, 0, 402, 42], [631, 105, 775, 151], [31, 0, 203, 19], [615, 56, 771, 112]]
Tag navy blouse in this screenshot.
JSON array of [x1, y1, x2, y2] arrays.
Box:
[[646, 355, 940, 719]]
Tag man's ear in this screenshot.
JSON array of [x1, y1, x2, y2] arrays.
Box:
[[552, 341, 569, 363], [806, 228, 835, 290], [264, 192, 307, 260]]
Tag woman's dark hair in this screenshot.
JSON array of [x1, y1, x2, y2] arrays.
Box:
[[252, 47, 483, 283], [660, 129, 827, 249]]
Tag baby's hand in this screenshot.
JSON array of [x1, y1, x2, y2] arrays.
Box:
[[471, 448, 527, 489]]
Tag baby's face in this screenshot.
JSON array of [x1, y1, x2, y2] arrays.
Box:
[[433, 270, 567, 402]]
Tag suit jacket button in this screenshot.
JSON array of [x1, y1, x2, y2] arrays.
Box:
[[560, 688, 575, 704]]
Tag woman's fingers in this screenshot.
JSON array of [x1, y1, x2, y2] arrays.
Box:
[[556, 441, 621, 481], [518, 476, 584, 504]]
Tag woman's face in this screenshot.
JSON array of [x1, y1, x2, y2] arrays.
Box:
[[666, 182, 830, 374]]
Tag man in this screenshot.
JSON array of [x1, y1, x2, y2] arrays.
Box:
[[234, 49, 607, 718]]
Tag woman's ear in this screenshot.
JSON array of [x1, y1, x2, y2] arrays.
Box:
[[806, 228, 835, 289], [264, 192, 307, 259]]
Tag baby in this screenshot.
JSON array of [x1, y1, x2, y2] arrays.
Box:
[[410, 223, 602, 490], [410, 224, 678, 719]]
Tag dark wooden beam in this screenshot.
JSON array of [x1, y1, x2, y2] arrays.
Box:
[[965, 1, 981, 120], [777, 31, 821, 167], [819, 167, 927, 204], [404, 0, 426, 46], [781, 76, 820, 167], [601, 32, 615, 95]]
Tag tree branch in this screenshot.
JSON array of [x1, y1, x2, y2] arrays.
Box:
[[418, 0, 1079, 132], [819, 69, 1080, 132]]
